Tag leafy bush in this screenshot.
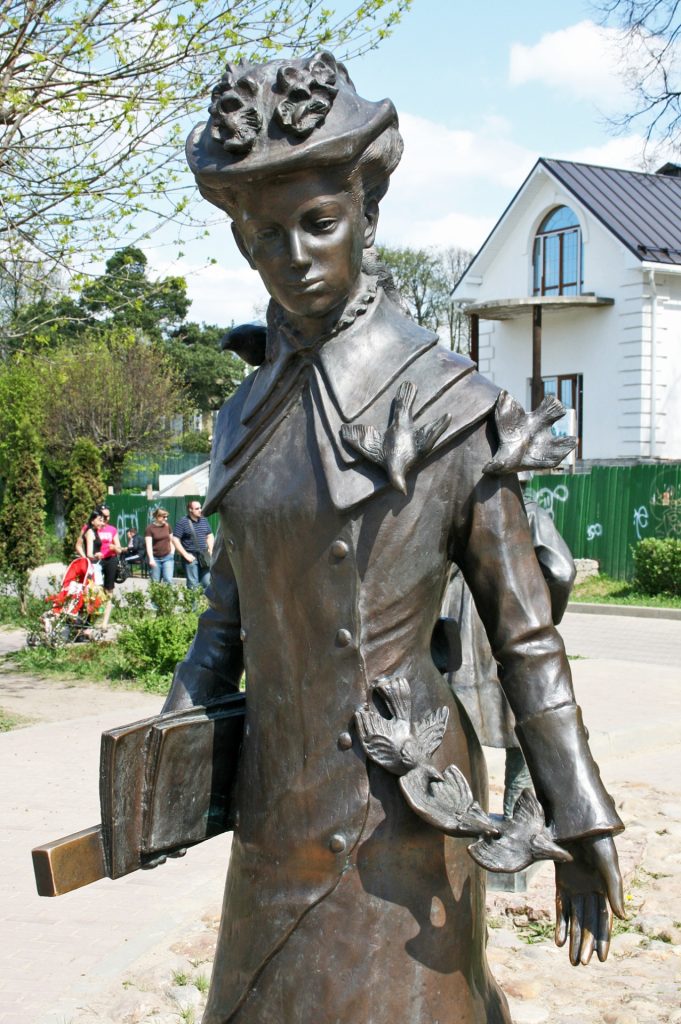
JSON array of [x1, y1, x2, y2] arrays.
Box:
[[113, 583, 207, 690], [633, 538, 681, 596], [179, 430, 212, 454]]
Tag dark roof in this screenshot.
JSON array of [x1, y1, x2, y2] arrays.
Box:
[[541, 158, 681, 265]]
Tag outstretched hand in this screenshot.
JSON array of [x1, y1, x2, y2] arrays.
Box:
[[555, 834, 625, 965]]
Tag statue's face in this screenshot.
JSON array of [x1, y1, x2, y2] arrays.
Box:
[[232, 167, 377, 323]]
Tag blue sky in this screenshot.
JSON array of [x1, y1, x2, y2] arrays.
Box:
[[147, 0, 665, 325]]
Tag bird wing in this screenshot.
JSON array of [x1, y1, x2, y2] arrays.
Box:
[[413, 706, 449, 758], [354, 707, 401, 772], [413, 412, 451, 455], [435, 763, 473, 812], [493, 390, 527, 444], [468, 832, 532, 873], [528, 393, 566, 428], [508, 788, 544, 831], [524, 433, 577, 469], [340, 424, 385, 465], [375, 676, 412, 722], [394, 380, 416, 413]]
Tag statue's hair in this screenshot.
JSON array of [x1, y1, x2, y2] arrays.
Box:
[[198, 122, 403, 218]]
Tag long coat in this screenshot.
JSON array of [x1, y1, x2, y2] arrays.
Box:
[[164, 287, 621, 1024]]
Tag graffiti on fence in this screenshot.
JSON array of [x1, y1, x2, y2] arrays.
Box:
[[526, 483, 569, 519], [586, 523, 603, 541], [649, 483, 681, 537], [115, 512, 140, 536], [632, 505, 649, 541]]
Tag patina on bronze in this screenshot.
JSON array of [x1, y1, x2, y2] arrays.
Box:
[[34, 51, 625, 1020]]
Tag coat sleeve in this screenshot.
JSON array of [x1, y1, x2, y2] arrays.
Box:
[[162, 524, 244, 712], [450, 418, 622, 842], [524, 498, 576, 625]]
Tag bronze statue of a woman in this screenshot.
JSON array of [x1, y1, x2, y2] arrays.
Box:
[[163, 52, 625, 1024]]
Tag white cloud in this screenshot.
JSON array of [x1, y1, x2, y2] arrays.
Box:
[[395, 112, 537, 191], [560, 134, 648, 170], [509, 20, 629, 108]]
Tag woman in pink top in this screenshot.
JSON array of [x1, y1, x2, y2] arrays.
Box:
[[93, 504, 121, 627]]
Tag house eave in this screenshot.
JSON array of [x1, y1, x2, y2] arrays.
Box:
[[463, 294, 615, 321]]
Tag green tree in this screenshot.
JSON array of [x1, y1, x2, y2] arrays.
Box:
[[0, 0, 411, 282], [79, 247, 190, 342], [431, 247, 473, 353], [42, 329, 186, 490], [377, 246, 442, 327], [377, 245, 473, 350], [0, 356, 46, 477], [62, 438, 106, 561], [0, 421, 46, 613], [166, 322, 246, 413]]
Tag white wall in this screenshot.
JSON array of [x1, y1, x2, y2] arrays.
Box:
[[459, 168, 668, 460], [656, 273, 681, 458]]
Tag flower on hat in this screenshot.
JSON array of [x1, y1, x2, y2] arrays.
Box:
[[274, 52, 339, 139], [209, 64, 263, 154]]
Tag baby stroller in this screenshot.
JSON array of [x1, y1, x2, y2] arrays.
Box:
[[29, 557, 106, 647]]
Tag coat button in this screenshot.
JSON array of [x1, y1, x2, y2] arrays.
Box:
[[331, 539, 349, 559], [335, 628, 353, 647], [239, 627, 247, 641], [329, 834, 346, 853], [337, 731, 353, 750]]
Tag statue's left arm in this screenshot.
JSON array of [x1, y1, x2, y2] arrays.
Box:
[[451, 420, 625, 964]]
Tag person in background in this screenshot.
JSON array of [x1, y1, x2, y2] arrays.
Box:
[[92, 503, 121, 628], [172, 500, 214, 591], [144, 508, 175, 584], [123, 527, 146, 571]]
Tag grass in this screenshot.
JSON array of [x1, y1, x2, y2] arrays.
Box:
[[8, 643, 172, 695], [194, 973, 210, 994], [571, 574, 681, 609], [0, 706, 31, 731]]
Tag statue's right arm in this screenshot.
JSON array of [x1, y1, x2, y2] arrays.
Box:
[[162, 525, 243, 713]]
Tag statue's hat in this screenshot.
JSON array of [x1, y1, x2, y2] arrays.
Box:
[[186, 52, 397, 203]]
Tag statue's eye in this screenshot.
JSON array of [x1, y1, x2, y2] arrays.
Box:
[[312, 218, 336, 233], [255, 226, 279, 243]]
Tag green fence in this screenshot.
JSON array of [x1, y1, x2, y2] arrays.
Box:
[[105, 495, 219, 540], [107, 463, 681, 581], [121, 452, 208, 490], [526, 464, 681, 579]]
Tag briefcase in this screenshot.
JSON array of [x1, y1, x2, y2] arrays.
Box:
[[32, 693, 245, 896]]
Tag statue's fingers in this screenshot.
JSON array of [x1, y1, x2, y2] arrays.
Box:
[[569, 893, 584, 966], [555, 890, 569, 947], [596, 894, 613, 963], [579, 892, 598, 965]]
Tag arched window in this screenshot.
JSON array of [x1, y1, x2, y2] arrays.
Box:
[[532, 206, 582, 296]]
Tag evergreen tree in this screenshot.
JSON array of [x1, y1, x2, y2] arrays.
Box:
[[63, 438, 106, 561], [0, 423, 46, 614]]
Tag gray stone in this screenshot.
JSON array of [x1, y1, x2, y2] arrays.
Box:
[[505, 997, 549, 1023]]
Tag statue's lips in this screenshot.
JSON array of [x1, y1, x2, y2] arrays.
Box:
[[287, 279, 326, 295]]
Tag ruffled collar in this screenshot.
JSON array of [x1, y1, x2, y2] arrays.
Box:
[[267, 274, 378, 354]]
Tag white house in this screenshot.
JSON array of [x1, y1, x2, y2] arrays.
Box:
[[452, 159, 681, 464]]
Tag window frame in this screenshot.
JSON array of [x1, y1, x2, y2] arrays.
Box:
[[532, 207, 583, 297]]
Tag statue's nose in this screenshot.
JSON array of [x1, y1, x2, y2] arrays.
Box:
[[288, 229, 311, 269]]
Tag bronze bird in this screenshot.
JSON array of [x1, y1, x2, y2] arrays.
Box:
[[483, 390, 577, 475], [399, 762, 500, 838], [468, 789, 572, 872], [354, 676, 449, 775], [341, 380, 451, 494]]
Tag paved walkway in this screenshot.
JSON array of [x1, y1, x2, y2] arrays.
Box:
[[0, 611, 679, 1023]]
